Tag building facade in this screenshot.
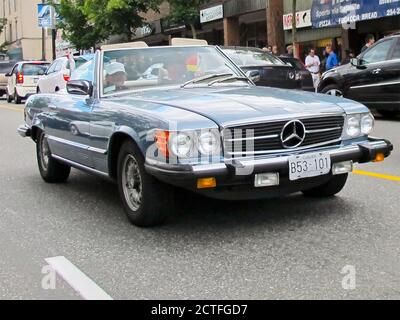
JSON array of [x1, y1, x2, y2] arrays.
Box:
[[130, 0, 286, 53], [0, 0, 53, 61], [283, 0, 400, 62]]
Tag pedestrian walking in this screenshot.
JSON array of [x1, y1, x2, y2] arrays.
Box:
[[305, 48, 321, 92], [282, 45, 294, 58], [325, 45, 339, 71], [361, 34, 375, 53], [272, 45, 279, 56]]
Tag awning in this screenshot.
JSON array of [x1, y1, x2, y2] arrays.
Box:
[[311, 0, 400, 29]]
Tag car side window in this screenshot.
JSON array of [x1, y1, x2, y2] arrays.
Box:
[[54, 60, 63, 72], [362, 39, 394, 64], [46, 61, 57, 74], [391, 40, 400, 60]]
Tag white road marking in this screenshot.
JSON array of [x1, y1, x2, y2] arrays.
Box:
[[45, 256, 113, 300]]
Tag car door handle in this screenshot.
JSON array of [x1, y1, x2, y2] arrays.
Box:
[[48, 104, 57, 110], [372, 68, 382, 74]]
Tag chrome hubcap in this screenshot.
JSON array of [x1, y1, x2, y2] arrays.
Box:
[[40, 136, 50, 170], [122, 154, 142, 212], [327, 89, 343, 97]]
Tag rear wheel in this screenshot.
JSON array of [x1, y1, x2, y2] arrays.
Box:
[[36, 132, 71, 183], [14, 90, 22, 104], [321, 84, 344, 97], [302, 174, 348, 197], [6, 90, 12, 103], [117, 140, 174, 227]]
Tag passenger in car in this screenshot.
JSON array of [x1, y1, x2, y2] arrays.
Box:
[[104, 62, 128, 94]]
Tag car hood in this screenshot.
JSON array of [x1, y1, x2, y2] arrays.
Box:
[[117, 86, 365, 127]]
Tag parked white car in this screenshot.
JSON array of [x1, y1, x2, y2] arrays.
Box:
[[37, 55, 94, 94], [6, 61, 50, 104]]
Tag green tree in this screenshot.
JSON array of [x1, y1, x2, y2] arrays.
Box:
[[167, 0, 207, 39], [53, 0, 161, 50], [0, 18, 8, 54], [83, 0, 161, 42], [54, 0, 107, 51]]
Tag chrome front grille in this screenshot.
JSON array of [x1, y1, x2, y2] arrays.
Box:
[[223, 115, 344, 157]]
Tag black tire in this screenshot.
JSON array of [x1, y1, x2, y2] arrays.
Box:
[[117, 140, 174, 227], [302, 174, 348, 197], [6, 90, 12, 103], [377, 110, 399, 118], [320, 84, 344, 97], [36, 132, 71, 183], [14, 90, 22, 104]]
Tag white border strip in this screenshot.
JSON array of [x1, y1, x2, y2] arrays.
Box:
[[45, 256, 113, 300]]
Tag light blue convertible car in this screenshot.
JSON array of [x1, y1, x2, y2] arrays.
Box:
[[18, 39, 393, 227]]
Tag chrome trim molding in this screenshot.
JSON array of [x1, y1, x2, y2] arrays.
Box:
[[47, 135, 107, 154], [225, 138, 342, 156], [350, 81, 400, 90], [52, 154, 110, 177], [224, 134, 279, 142], [305, 127, 342, 134], [221, 113, 345, 129]]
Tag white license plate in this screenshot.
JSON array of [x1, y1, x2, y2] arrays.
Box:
[[288, 152, 331, 181]]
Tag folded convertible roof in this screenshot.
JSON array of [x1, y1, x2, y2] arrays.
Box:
[[101, 41, 148, 50]]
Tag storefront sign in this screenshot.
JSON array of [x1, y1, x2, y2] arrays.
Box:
[[200, 5, 224, 24], [311, 0, 400, 28], [132, 24, 155, 40], [283, 10, 312, 30]]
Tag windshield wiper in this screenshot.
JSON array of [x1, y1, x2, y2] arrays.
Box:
[[207, 75, 251, 86], [180, 73, 234, 88]]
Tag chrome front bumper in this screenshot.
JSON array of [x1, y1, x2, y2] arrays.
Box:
[[17, 124, 31, 138], [145, 138, 393, 186]]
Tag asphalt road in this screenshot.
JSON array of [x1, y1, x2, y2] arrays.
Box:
[[0, 99, 399, 300]]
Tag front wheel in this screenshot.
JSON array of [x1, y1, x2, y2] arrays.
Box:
[[320, 84, 344, 97], [36, 132, 71, 183], [117, 140, 174, 227], [302, 174, 348, 197]]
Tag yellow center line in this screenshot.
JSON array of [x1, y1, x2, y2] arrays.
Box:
[[0, 104, 24, 113], [353, 170, 400, 182]]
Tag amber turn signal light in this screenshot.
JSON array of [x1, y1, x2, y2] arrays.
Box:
[[197, 177, 216, 189], [155, 130, 169, 158], [373, 153, 385, 163]]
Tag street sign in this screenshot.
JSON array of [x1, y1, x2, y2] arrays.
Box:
[[37, 4, 58, 29], [200, 4, 224, 24]]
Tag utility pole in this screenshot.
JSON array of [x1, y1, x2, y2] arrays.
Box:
[[291, 0, 298, 58], [41, 0, 46, 61]]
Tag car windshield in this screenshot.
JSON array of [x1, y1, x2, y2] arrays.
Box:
[[22, 63, 49, 75], [101, 46, 243, 95], [223, 48, 286, 67]]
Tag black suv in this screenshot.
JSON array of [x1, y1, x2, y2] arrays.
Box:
[[318, 34, 400, 117]]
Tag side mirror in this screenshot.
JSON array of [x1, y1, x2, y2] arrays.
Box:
[[67, 80, 93, 96], [351, 58, 365, 68], [38, 69, 45, 76], [246, 70, 261, 83]]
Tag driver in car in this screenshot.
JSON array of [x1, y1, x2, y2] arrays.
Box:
[[104, 62, 128, 94]]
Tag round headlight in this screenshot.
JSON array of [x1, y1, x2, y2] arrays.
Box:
[[361, 113, 374, 135], [169, 133, 193, 158], [346, 116, 361, 137], [198, 131, 220, 156]]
